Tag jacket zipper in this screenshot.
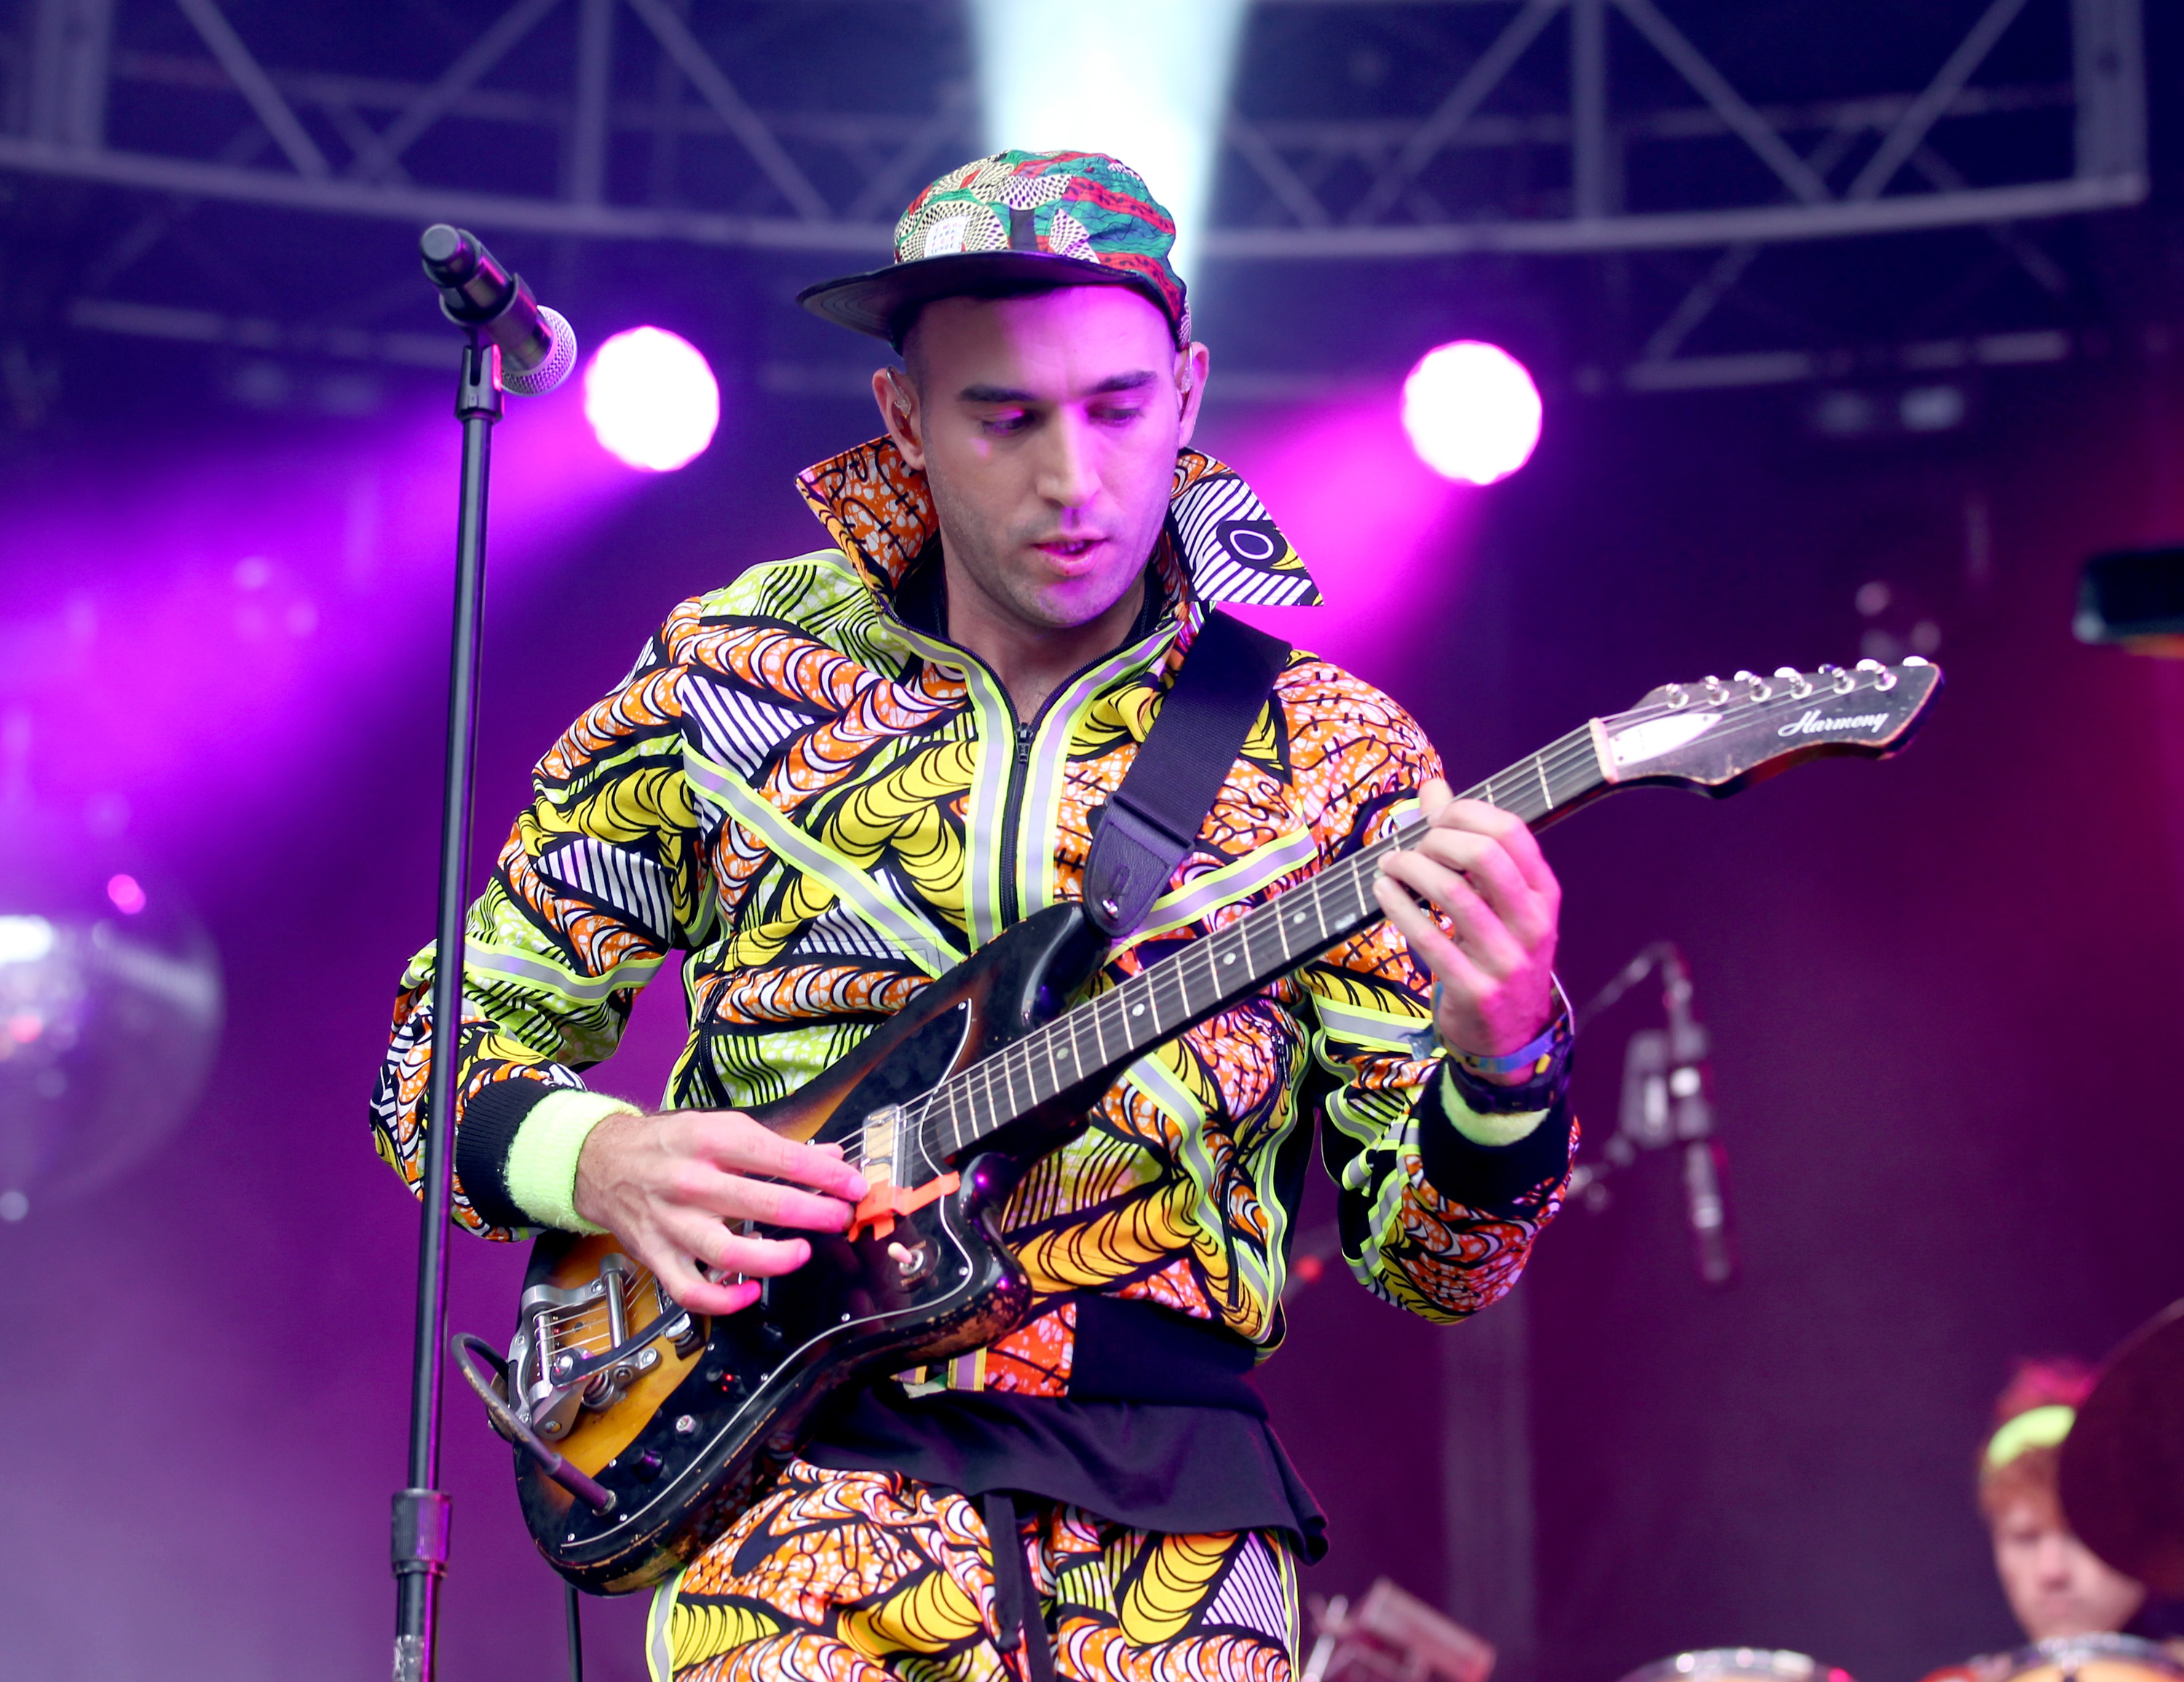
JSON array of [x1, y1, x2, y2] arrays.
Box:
[[996, 719, 1034, 928]]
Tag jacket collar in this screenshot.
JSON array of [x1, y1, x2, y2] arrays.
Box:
[[795, 435, 1323, 618]]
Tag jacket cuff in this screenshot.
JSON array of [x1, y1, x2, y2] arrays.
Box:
[[1436, 1062, 1551, 1145], [453, 1075, 557, 1231], [1414, 1061, 1573, 1215], [505, 1090, 638, 1234]]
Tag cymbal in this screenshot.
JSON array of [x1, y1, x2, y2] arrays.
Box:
[[2060, 1298, 2184, 1598]]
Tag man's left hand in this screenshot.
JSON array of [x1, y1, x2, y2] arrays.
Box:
[[1372, 778, 1562, 1086]]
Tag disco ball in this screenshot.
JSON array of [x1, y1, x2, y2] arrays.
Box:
[[0, 807, 223, 1222]]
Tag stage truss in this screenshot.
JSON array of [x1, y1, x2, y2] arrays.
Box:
[[0, 0, 2151, 395]]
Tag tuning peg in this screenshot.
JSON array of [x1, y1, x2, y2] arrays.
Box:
[[1854, 657, 1898, 690], [1774, 666, 1814, 699], [1663, 683, 1690, 709], [1732, 668, 1772, 700], [1701, 674, 1731, 704], [1901, 655, 1931, 667]]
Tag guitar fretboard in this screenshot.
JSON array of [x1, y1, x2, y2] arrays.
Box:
[[915, 722, 1605, 1161]]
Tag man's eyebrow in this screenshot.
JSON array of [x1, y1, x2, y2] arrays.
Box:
[[956, 370, 1160, 404]]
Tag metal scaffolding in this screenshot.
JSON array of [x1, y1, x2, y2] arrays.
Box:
[[0, 0, 2151, 392], [0, 0, 2143, 248]]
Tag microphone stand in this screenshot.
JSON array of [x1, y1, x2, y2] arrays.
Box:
[[392, 331, 502, 1682]]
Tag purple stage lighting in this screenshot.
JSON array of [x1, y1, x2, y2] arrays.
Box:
[[584, 327, 721, 472], [1401, 341, 1543, 486]]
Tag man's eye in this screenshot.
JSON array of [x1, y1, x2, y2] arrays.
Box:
[[981, 411, 1032, 435], [1091, 404, 1144, 425]]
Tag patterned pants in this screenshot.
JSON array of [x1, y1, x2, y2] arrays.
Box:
[[646, 1460, 1299, 1681]]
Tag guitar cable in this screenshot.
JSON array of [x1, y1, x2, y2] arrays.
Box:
[[448, 1332, 617, 1515]]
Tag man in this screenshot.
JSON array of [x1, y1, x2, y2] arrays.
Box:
[[372, 150, 1575, 1682], [1919, 1362, 2184, 1682]]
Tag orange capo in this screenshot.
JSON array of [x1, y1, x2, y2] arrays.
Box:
[[846, 1172, 960, 1242]]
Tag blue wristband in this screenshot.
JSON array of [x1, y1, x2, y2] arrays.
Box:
[[1453, 1018, 1561, 1078], [1409, 977, 1573, 1077]]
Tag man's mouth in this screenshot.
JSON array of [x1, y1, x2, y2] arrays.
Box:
[[1032, 537, 1103, 562]]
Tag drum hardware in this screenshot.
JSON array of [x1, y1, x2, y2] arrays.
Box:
[[1996, 1634, 2184, 1682], [1302, 1578, 1495, 1682], [1615, 1649, 1853, 1682], [2058, 1297, 2184, 1598]]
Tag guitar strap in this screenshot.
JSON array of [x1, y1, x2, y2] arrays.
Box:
[[1081, 608, 1292, 939]]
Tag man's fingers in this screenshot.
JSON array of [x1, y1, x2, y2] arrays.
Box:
[[1374, 872, 1492, 995], [679, 1113, 868, 1200], [652, 1259, 761, 1317], [713, 1230, 815, 1278], [675, 1165, 855, 1233], [1377, 848, 1529, 977], [1427, 798, 1559, 901], [658, 1210, 817, 1281], [1399, 828, 1546, 949]]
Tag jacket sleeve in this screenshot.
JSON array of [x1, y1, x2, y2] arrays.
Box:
[[1289, 679, 1575, 1324], [368, 613, 711, 1238]]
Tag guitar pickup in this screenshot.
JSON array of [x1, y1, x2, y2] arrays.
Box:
[[846, 1172, 960, 1242]]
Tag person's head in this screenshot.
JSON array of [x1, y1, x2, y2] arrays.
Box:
[[797, 151, 1208, 636], [1979, 1359, 2146, 1643]]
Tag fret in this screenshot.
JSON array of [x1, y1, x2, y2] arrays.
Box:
[[1059, 1010, 1090, 1090], [1005, 1035, 1040, 1114]]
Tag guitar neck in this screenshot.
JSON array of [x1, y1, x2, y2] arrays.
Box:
[[917, 722, 1606, 1161]]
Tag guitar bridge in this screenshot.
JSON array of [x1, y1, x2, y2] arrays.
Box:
[[508, 1251, 700, 1442]]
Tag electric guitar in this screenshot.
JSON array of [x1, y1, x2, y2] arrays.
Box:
[[454, 657, 1942, 1592]]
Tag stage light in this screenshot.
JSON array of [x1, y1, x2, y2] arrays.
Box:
[[970, 0, 1249, 280], [1401, 341, 1543, 486], [583, 327, 719, 473]]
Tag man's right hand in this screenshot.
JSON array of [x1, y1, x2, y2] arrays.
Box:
[[572, 1109, 868, 1316]]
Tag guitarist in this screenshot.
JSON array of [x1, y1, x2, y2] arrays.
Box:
[[372, 150, 1575, 1681]]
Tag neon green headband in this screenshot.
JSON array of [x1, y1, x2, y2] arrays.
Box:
[[1985, 1404, 2075, 1472]]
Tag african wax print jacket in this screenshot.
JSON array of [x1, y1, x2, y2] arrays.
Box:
[[371, 437, 1573, 1393]]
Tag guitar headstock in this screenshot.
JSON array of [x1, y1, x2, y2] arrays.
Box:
[[1594, 658, 1942, 795]]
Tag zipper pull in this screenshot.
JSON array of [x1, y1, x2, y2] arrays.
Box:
[[1015, 722, 1032, 767]]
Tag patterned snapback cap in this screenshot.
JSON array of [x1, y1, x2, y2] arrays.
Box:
[[798, 150, 1190, 347]]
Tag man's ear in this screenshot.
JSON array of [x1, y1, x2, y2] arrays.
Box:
[[874, 366, 925, 470], [1174, 341, 1211, 448]]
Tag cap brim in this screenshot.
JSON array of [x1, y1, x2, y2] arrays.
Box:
[[797, 251, 1171, 344]]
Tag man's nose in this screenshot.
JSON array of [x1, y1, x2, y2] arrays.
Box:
[[1036, 408, 1098, 509]]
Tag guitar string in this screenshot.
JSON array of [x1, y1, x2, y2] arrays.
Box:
[[933, 698, 1683, 1158], [539, 1264, 662, 1330], [840, 674, 1907, 1180]]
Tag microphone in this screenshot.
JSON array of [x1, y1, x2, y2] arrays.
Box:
[[1659, 947, 1736, 1287], [418, 224, 577, 395]]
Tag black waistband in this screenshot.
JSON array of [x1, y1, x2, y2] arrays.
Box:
[[1066, 1295, 1265, 1416]]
